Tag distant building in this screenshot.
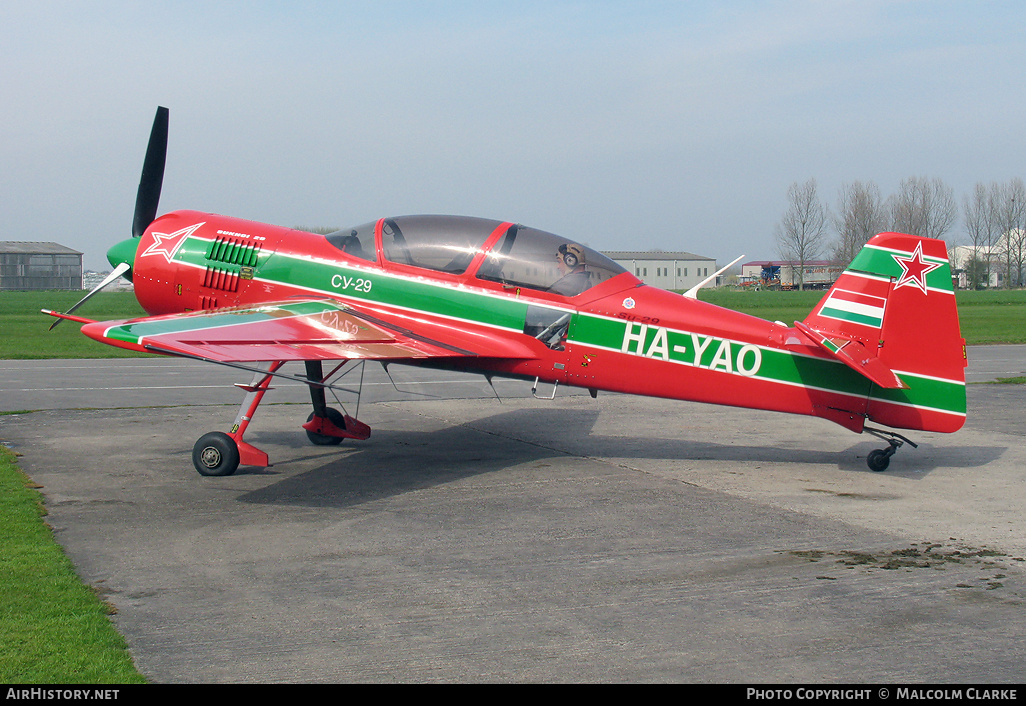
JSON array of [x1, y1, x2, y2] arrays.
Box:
[[603, 251, 717, 290], [949, 245, 1005, 289], [82, 270, 134, 292], [739, 260, 840, 290], [0, 242, 83, 290]]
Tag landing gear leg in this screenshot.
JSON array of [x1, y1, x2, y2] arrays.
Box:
[[191, 361, 284, 476], [864, 427, 918, 472], [304, 360, 345, 445]]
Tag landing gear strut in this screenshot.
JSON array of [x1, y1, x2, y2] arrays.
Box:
[[864, 427, 917, 472], [189, 359, 371, 477], [191, 361, 284, 476]]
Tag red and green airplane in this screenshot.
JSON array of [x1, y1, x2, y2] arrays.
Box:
[[47, 107, 967, 477]]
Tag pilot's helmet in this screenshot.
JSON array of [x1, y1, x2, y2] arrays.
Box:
[[559, 243, 586, 268]]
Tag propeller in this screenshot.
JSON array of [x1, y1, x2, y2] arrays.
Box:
[[133, 106, 169, 238], [49, 107, 169, 329], [48, 262, 131, 330]]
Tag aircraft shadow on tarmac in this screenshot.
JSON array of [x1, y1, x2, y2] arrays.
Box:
[[235, 406, 1005, 508]]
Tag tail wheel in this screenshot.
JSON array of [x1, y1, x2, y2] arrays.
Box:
[[193, 432, 240, 476], [305, 408, 347, 446], [866, 448, 891, 472]]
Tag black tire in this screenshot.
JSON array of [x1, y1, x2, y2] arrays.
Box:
[[867, 449, 890, 473], [306, 408, 346, 446], [193, 432, 240, 476]]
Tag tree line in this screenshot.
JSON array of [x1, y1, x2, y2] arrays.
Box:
[[774, 177, 1026, 290]]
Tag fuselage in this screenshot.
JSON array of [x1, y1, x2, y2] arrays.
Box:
[[124, 209, 961, 434]]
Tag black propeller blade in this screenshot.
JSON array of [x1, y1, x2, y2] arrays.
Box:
[[132, 106, 169, 238], [47, 107, 169, 330]]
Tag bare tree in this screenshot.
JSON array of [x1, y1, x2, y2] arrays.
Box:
[[962, 182, 998, 289], [1003, 227, 1026, 287], [775, 179, 827, 291], [833, 181, 888, 268], [993, 178, 1026, 288], [888, 176, 958, 240]]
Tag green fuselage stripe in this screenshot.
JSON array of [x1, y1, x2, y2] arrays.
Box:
[[567, 313, 964, 416], [254, 248, 530, 332]]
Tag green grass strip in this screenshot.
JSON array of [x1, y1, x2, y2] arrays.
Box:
[[698, 289, 1026, 345], [0, 446, 146, 683], [1, 288, 1025, 360], [0, 291, 148, 359]]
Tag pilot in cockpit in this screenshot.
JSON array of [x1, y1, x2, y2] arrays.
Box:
[[549, 243, 591, 296]]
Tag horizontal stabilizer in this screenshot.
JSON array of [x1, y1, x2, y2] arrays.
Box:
[[793, 320, 907, 389], [42, 309, 98, 325]]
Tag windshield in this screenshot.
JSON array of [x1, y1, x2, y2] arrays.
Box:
[[381, 215, 504, 274], [324, 222, 376, 262], [477, 225, 627, 296]]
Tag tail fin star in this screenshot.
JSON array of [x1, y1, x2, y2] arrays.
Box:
[[893, 241, 943, 293]]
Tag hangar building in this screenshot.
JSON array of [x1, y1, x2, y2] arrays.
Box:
[[604, 250, 717, 291], [0, 242, 83, 291]]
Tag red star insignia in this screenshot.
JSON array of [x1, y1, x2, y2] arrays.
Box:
[[892, 242, 941, 294], [141, 222, 205, 263]]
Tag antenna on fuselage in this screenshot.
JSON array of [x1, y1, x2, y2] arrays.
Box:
[[683, 254, 744, 299]]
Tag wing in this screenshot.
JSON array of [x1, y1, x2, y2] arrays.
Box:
[[73, 299, 537, 363]]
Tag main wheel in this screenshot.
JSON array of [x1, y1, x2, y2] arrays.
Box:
[[193, 432, 240, 476], [867, 448, 890, 472], [306, 408, 346, 446]]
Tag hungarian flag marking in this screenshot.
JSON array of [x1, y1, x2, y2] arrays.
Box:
[[819, 288, 887, 328]]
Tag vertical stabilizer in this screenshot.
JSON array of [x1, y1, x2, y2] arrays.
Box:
[[802, 232, 966, 433]]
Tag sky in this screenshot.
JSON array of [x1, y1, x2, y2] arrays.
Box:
[[3, 1, 1026, 271]]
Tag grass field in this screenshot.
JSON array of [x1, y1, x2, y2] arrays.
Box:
[[1, 288, 1024, 358], [698, 288, 1026, 344], [0, 446, 146, 683], [0, 291, 147, 359], [951, 290, 1026, 344]]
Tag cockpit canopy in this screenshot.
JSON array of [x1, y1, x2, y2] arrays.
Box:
[[325, 215, 627, 296]]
